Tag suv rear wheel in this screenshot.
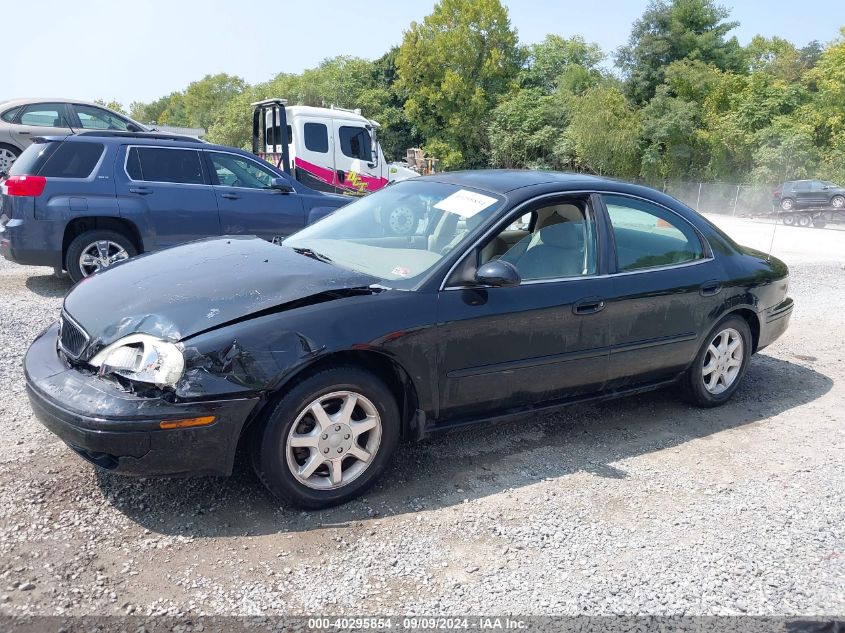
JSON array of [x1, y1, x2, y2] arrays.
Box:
[[65, 230, 138, 283]]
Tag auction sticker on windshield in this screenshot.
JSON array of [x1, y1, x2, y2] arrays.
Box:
[[434, 189, 498, 217]]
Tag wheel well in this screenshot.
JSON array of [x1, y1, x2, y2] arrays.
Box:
[[248, 350, 422, 442], [0, 142, 21, 155], [730, 308, 760, 353], [62, 217, 143, 265]]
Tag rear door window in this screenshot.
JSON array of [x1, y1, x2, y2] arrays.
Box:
[[126, 147, 205, 184], [604, 194, 705, 271], [18, 103, 71, 128]]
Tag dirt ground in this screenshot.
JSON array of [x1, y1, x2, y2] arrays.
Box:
[[0, 215, 842, 616]]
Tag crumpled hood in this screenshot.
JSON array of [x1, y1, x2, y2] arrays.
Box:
[[63, 236, 377, 349]]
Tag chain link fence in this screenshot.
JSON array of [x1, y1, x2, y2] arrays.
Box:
[[662, 181, 776, 217]]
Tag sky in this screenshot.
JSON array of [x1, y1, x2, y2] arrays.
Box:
[[5, 0, 844, 108]]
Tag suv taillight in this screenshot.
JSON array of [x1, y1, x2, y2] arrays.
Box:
[[2, 175, 46, 197]]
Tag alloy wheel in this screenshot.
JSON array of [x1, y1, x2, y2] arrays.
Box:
[[832, 196, 844, 209], [780, 198, 793, 211], [78, 240, 130, 277], [702, 327, 744, 395], [285, 391, 382, 490], [0, 147, 17, 172]]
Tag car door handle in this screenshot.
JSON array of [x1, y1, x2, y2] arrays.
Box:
[[129, 186, 153, 195], [699, 281, 722, 297], [18, 131, 30, 135], [573, 297, 605, 315], [221, 192, 241, 200], [336, 169, 346, 183]]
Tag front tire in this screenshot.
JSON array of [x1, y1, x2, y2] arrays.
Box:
[[683, 315, 752, 408], [65, 230, 137, 283], [831, 195, 844, 209], [250, 366, 400, 509]]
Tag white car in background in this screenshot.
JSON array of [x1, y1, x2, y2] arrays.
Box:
[[0, 98, 149, 172]]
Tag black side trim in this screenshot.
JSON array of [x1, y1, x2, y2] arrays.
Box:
[[609, 332, 697, 354], [446, 346, 610, 379], [447, 332, 696, 379], [427, 375, 681, 435]]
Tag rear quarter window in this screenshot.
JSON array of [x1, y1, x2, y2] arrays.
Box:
[[8, 142, 61, 176], [38, 142, 104, 178], [1, 107, 20, 123]]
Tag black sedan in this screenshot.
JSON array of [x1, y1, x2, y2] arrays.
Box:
[[25, 171, 793, 508]]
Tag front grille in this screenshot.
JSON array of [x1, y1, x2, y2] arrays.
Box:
[[59, 313, 89, 359]]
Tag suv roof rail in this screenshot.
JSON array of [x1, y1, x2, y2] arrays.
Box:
[[73, 130, 205, 144]]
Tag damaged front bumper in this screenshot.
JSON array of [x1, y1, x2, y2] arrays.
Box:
[[25, 323, 260, 477]]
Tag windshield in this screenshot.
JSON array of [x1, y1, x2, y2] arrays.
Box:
[[283, 180, 504, 283]]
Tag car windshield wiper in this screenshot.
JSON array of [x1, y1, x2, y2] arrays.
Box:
[[291, 247, 333, 263]]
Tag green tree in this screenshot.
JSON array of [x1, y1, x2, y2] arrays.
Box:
[[183, 73, 246, 130], [805, 28, 845, 143], [130, 92, 191, 127], [521, 34, 604, 94], [396, 0, 520, 168], [487, 89, 572, 169], [568, 83, 642, 178], [95, 99, 127, 115], [745, 35, 805, 83], [616, 0, 744, 105]]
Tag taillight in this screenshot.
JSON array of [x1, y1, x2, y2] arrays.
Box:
[[773, 188, 781, 197], [2, 175, 46, 197]]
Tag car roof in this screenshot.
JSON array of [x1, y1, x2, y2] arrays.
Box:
[[416, 169, 607, 194], [0, 97, 118, 109]]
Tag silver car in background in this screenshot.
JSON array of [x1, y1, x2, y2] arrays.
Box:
[[0, 98, 148, 172]]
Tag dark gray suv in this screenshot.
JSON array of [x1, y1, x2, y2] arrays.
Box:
[[0, 131, 350, 282], [773, 180, 845, 211]]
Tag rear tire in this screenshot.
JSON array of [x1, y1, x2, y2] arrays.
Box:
[[65, 230, 137, 283], [250, 366, 400, 509], [0, 144, 20, 173], [780, 198, 794, 211], [797, 213, 811, 228], [683, 315, 752, 408], [781, 214, 795, 226]]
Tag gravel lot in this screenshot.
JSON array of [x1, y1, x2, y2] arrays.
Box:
[[0, 216, 843, 617]]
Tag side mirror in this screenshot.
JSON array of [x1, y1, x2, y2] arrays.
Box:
[[270, 177, 294, 193], [475, 260, 521, 287], [126, 123, 142, 133]]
